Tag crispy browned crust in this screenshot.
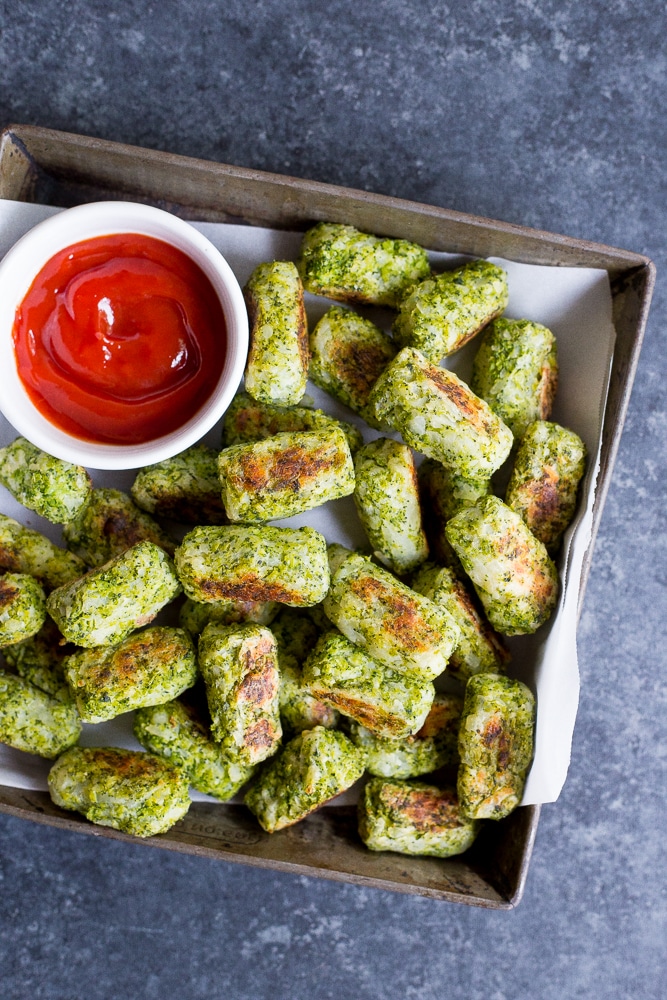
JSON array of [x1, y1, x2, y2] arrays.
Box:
[[99, 509, 176, 557], [234, 443, 344, 495], [237, 638, 279, 711], [85, 747, 167, 781], [481, 713, 511, 770], [0, 547, 21, 574], [425, 363, 498, 436], [514, 466, 563, 546], [496, 529, 558, 606], [329, 339, 394, 404], [0, 576, 19, 611], [379, 783, 462, 832], [234, 634, 281, 757], [414, 696, 463, 741], [537, 362, 559, 420], [348, 574, 440, 654], [308, 686, 406, 738], [195, 574, 303, 604]]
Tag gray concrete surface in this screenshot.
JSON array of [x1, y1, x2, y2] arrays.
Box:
[[0, 2, 665, 997]]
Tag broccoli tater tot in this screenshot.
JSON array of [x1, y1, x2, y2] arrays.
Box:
[[323, 550, 460, 680], [134, 698, 256, 801], [393, 259, 509, 363], [131, 444, 227, 525], [353, 438, 428, 575], [0, 436, 92, 524], [358, 778, 480, 857], [218, 427, 355, 523], [0, 514, 86, 590], [63, 487, 175, 567], [48, 746, 191, 837], [198, 622, 282, 766], [302, 631, 435, 740], [368, 348, 513, 480], [244, 726, 366, 833], [457, 672, 535, 820], [0, 670, 81, 758], [445, 496, 558, 636], [505, 420, 586, 552], [470, 318, 558, 441], [175, 525, 330, 607], [0, 572, 46, 645], [63, 626, 197, 723], [243, 260, 309, 406], [308, 306, 397, 428], [297, 222, 430, 308], [46, 540, 181, 648]]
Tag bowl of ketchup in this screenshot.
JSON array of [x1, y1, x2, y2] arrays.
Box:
[[0, 201, 248, 469]]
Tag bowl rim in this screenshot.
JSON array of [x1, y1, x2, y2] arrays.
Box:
[[0, 200, 248, 470]]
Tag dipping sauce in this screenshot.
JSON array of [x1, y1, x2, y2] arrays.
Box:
[[12, 233, 227, 445]]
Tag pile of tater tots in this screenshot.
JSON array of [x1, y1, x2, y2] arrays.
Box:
[[0, 221, 586, 856]]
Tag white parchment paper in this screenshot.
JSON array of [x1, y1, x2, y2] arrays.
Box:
[[0, 199, 616, 805]]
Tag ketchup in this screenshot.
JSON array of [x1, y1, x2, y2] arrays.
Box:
[[12, 233, 227, 445]]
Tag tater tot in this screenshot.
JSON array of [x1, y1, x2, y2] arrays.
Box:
[[0, 572, 46, 645], [0, 514, 86, 591], [48, 746, 191, 837], [470, 318, 558, 440], [457, 672, 535, 820], [309, 306, 397, 428], [353, 437, 428, 575], [46, 540, 181, 648], [323, 550, 460, 680], [393, 259, 509, 363], [134, 698, 256, 801], [302, 631, 435, 740], [198, 622, 282, 766], [505, 420, 586, 552], [244, 726, 366, 833], [445, 496, 558, 636], [175, 525, 330, 607], [218, 427, 355, 523], [358, 778, 480, 857], [0, 436, 92, 524], [131, 444, 227, 525], [297, 222, 430, 308], [0, 670, 80, 759], [63, 488, 175, 568], [243, 260, 309, 406], [63, 626, 197, 723], [368, 348, 513, 480]]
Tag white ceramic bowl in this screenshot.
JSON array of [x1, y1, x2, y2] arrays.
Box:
[[0, 201, 248, 470]]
